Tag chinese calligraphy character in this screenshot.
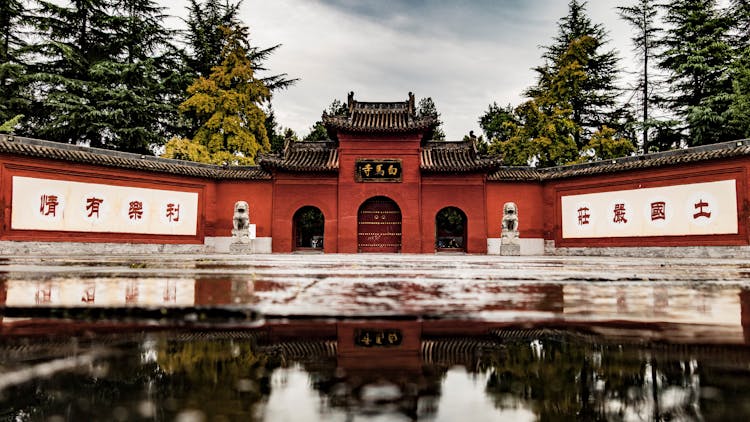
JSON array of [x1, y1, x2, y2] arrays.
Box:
[[86, 197, 103, 218], [163, 281, 176, 302], [613, 203, 628, 224], [693, 199, 711, 219], [375, 164, 385, 176], [166, 203, 180, 222], [387, 165, 398, 176], [40, 195, 59, 216], [360, 332, 371, 346], [35, 284, 52, 304], [129, 201, 143, 220], [388, 332, 399, 344], [577, 207, 590, 225], [125, 282, 139, 304], [81, 284, 95, 304], [362, 164, 372, 177], [651, 201, 666, 221]]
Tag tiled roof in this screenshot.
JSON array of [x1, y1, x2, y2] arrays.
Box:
[[541, 139, 750, 180], [488, 139, 750, 181], [0, 135, 272, 180], [323, 92, 437, 134], [421, 140, 502, 173], [488, 167, 544, 181], [4, 135, 749, 182], [259, 140, 339, 172]]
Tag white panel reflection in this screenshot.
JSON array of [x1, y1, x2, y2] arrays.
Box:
[[5, 278, 196, 306]]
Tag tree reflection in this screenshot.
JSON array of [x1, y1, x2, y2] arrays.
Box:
[[3, 328, 750, 420], [478, 333, 750, 421]]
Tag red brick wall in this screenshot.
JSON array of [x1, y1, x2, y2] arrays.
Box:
[[486, 181, 546, 239], [211, 180, 273, 238], [421, 174, 487, 253], [0, 154, 210, 244], [544, 158, 750, 247], [271, 172, 338, 252], [337, 133, 423, 253]]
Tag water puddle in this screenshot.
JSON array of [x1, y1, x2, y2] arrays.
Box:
[[2, 254, 750, 420]]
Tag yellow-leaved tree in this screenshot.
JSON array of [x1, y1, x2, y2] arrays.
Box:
[[164, 24, 270, 165]]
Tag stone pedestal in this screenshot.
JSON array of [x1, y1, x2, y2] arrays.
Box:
[[230, 239, 254, 254], [500, 242, 521, 256], [500, 234, 521, 256]]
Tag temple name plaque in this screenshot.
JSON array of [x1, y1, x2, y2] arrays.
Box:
[[354, 328, 403, 347], [355, 159, 402, 182]]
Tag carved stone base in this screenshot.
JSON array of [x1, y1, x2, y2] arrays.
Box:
[[500, 243, 521, 256], [231, 228, 251, 241], [229, 241, 254, 254]]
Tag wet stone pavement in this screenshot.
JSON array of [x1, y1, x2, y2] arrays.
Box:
[[1, 254, 750, 421]]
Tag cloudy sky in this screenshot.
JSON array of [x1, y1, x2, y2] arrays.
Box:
[[162, 0, 638, 140]]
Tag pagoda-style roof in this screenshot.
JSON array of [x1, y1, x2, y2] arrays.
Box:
[[323, 92, 438, 135], [420, 140, 502, 173], [259, 140, 339, 173]]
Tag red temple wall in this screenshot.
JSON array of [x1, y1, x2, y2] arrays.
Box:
[[211, 180, 273, 238], [336, 133, 423, 253], [0, 154, 209, 244], [271, 173, 338, 253], [485, 182, 546, 239], [2, 145, 750, 252], [544, 158, 750, 248], [421, 174, 487, 253]]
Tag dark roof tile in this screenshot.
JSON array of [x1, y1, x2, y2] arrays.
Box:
[[259, 141, 339, 172], [421, 140, 501, 173], [487, 139, 750, 181], [323, 92, 437, 134], [0, 135, 271, 180]]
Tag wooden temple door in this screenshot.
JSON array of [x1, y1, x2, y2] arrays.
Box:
[[357, 197, 402, 253]]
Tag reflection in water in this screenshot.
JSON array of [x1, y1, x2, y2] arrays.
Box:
[[1, 323, 750, 421], [3, 255, 750, 420]]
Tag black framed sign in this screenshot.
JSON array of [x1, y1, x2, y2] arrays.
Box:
[[355, 159, 402, 182], [354, 328, 403, 348]]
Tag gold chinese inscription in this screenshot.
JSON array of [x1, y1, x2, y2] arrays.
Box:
[[354, 328, 403, 348], [355, 159, 402, 182]]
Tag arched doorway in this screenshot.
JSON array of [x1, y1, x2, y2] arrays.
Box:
[[293, 206, 324, 251], [435, 207, 467, 252], [358, 197, 402, 253]]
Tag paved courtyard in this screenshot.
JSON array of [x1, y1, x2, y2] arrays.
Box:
[[2, 253, 749, 340]]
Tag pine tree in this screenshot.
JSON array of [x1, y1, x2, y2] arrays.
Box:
[[726, 45, 750, 138], [0, 0, 29, 129], [731, 0, 750, 46], [303, 99, 346, 142], [175, 24, 270, 165], [531, 0, 621, 149], [185, 0, 296, 91], [416, 97, 446, 141], [185, 0, 241, 78], [87, 0, 190, 153], [25, 0, 120, 145], [490, 36, 633, 167], [478, 103, 517, 142], [658, 0, 734, 146], [618, 0, 663, 152]]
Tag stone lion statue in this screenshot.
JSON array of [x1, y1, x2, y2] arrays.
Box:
[[232, 201, 250, 237], [501, 202, 519, 239]]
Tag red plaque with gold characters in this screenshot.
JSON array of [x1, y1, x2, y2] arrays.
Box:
[[354, 328, 403, 348], [355, 159, 402, 182]]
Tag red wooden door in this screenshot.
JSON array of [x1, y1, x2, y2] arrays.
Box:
[[358, 197, 402, 253]]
